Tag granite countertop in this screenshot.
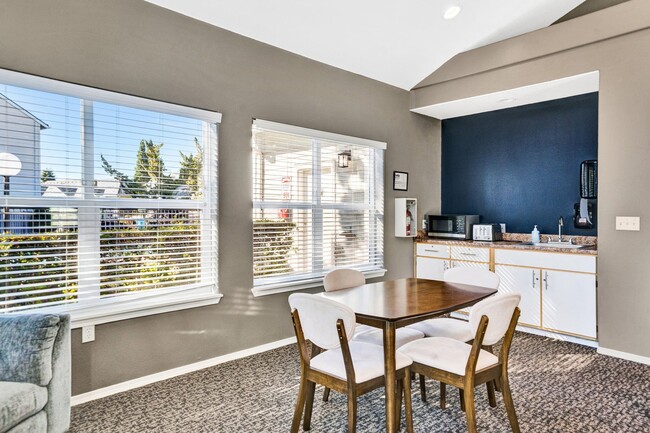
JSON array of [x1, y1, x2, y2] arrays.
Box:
[[415, 231, 597, 255]]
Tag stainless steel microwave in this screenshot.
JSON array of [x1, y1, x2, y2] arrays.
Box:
[[426, 215, 479, 239]]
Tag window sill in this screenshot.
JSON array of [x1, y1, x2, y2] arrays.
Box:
[[251, 268, 387, 297], [70, 292, 223, 329], [13, 285, 223, 329]]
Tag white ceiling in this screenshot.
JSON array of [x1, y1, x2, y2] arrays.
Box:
[[144, 0, 585, 90]]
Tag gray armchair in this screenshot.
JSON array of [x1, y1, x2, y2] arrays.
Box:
[[0, 314, 71, 433]]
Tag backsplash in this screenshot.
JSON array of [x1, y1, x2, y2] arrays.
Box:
[[441, 92, 598, 236]]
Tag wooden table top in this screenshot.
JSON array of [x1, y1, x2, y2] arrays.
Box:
[[320, 277, 497, 327]]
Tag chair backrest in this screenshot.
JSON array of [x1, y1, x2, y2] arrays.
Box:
[[444, 267, 500, 289], [469, 293, 521, 346], [323, 268, 366, 292], [288, 293, 356, 350]]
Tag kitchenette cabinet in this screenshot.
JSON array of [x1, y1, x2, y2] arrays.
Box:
[[494, 249, 597, 340], [414, 241, 598, 343], [415, 243, 450, 280], [415, 244, 490, 280]]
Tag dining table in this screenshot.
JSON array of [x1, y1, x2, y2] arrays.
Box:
[[320, 277, 497, 433]]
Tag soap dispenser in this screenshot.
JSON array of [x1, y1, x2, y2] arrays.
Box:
[[531, 225, 540, 243]]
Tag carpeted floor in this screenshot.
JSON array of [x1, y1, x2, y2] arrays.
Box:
[[70, 333, 650, 432]]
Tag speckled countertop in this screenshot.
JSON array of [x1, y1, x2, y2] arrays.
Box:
[[415, 230, 597, 255]]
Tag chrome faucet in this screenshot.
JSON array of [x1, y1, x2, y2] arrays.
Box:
[[558, 216, 564, 242]]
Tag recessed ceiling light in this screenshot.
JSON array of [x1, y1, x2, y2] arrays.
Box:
[[499, 97, 516, 103], [443, 5, 462, 20]]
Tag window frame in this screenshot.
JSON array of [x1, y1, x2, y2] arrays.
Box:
[[251, 119, 386, 297], [0, 68, 222, 327]]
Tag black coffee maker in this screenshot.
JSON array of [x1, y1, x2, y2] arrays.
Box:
[[574, 160, 597, 229]]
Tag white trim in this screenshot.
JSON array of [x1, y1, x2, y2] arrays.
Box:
[[253, 119, 387, 150], [411, 70, 600, 120], [70, 293, 224, 329], [597, 346, 650, 366], [0, 68, 222, 123], [251, 269, 387, 297], [71, 336, 295, 406]]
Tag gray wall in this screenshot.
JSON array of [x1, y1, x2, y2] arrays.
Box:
[[412, 0, 650, 359], [0, 0, 440, 394]]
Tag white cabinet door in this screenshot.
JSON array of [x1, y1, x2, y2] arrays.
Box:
[[542, 270, 597, 338], [495, 265, 541, 327], [416, 257, 450, 280]]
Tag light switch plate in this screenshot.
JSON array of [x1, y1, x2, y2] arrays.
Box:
[[82, 325, 95, 343], [616, 216, 640, 231]]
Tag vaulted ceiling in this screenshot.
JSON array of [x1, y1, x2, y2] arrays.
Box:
[[144, 0, 628, 90]]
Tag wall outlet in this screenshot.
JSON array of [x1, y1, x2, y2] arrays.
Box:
[[616, 216, 640, 231], [82, 325, 95, 343]]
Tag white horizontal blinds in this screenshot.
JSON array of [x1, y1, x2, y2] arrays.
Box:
[[0, 208, 78, 311], [99, 208, 202, 296], [252, 120, 384, 288], [0, 73, 218, 313], [93, 102, 207, 200]]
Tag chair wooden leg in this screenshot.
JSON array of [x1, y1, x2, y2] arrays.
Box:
[[486, 381, 497, 408], [347, 392, 357, 433], [459, 388, 466, 412], [291, 376, 308, 433], [501, 373, 521, 433], [440, 381, 446, 410], [419, 374, 427, 402], [303, 381, 316, 431], [463, 386, 478, 433], [396, 378, 403, 430], [494, 378, 502, 393], [322, 387, 331, 402], [403, 371, 414, 433]]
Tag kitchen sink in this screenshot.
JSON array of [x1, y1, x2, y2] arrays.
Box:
[[519, 242, 585, 249]]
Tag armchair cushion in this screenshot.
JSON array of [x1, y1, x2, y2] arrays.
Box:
[[0, 315, 61, 386], [0, 382, 47, 433]]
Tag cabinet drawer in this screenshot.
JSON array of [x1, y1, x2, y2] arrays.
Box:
[[451, 246, 490, 263], [416, 243, 450, 259], [494, 249, 596, 273]]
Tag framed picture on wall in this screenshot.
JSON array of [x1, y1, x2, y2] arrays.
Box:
[[393, 171, 408, 191]]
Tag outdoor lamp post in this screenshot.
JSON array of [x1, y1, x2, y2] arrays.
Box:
[[0, 152, 22, 233]]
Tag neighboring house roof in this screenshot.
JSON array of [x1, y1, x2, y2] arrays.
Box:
[[0, 92, 49, 129], [42, 179, 126, 198]]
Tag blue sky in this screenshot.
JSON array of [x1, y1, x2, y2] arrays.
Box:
[[2, 84, 204, 182]]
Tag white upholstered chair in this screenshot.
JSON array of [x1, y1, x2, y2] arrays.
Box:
[[288, 293, 414, 433], [324, 268, 424, 348], [408, 267, 501, 342], [407, 267, 501, 402], [399, 293, 522, 433], [321, 269, 424, 401]]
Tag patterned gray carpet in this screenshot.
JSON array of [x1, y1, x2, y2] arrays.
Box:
[[70, 333, 650, 432]]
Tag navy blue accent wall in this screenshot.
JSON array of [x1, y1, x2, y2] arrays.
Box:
[[441, 92, 598, 236]]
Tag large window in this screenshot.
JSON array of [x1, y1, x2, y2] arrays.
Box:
[[252, 120, 385, 295], [0, 69, 220, 325]]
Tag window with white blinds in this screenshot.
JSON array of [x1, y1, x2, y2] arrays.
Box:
[[0, 69, 220, 321], [252, 119, 385, 295]]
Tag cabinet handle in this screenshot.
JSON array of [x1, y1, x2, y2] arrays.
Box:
[[424, 249, 439, 253], [532, 270, 536, 288], [544, 271, 549, 290], [460, 253, 477, 256]]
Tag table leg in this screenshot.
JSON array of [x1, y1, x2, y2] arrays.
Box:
[[383, 321, 397, 433]]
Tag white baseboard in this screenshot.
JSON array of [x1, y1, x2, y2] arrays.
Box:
[[597, 346, 650, 366], [71, 337, 296, 406]]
